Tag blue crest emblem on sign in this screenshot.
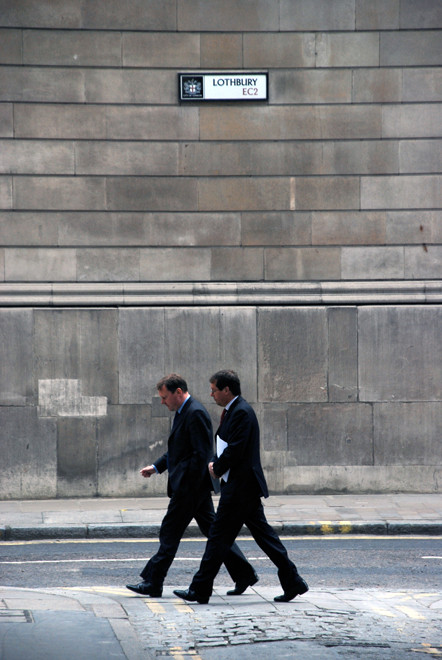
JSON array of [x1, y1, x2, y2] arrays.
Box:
[[180, 75, 204, 100]]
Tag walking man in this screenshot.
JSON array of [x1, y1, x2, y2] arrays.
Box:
[[174, 369, 308, 604], [126, 373, 257, 597]]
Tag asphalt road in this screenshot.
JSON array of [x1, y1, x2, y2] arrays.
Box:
[[1, 536, 441, 590]]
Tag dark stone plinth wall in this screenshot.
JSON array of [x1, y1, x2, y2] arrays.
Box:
[[0, 1, 440, 497]]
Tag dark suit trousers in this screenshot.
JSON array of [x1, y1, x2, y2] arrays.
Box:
[[140, 489, 254, 588], [190, 488, 298, 598]]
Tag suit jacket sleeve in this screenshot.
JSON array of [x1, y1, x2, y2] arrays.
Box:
[[212, 405, 249, 478]]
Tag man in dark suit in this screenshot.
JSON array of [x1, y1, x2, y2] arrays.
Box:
[[174, 369, 308, 604], [126, 373, 257, 597]]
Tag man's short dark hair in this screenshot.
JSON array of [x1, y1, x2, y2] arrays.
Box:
[[210, 370, 241, 396], [156, 373, 188, 393]]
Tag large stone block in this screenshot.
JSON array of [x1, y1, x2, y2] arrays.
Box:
[[200, 34, 243, 68], [180, 141, 324, 176], [5, 248, 76, 281], [265, 247, 340, 280], [0, 309, 34, 405], [0, 407, 57, 499], [352, 69, 402, 103], [403, 69, 442, 103], [294, 176, 359, 210], [361, 175, 442, 210], [287, 403, 373, 465], [178, 0, 279, 31], [260, 404, 288, 452], [0, 139, 74, 174], [400, 0, 442, 28], [258, 307, 328, 402], [341, 247, 404, 279], [405, 246, 442, 279], [316, 32, 379, 67], [356, 0, 399, 29], [139, 247, 211, 280], [0, 0, 82, 28], [382, 104, 442, 138], [244, 33, 315, 68], [280, 0, 355, 31], [359, 306, 442, 401], [0, 176, 12, 208], [123, 32, 199, 67], [328, 307, 358, 402], [271, 71, 351, 104], [84, 69, 175, 104], [75, 142, 178, 176], [0, 66, 84, 102], [400, 140, 442, 174], [322, 141, 398, 174], [219, 308, 258, 402], [319, 106, 381, 139], [106, 177, 197, 211], [77, 248, 140, 282], [14, 104, 106, 139], [97, 404, 169, 497], [119, 308, 165, 404], [380, 30, 442, 65], [82, 0, 177, 30], [385, 211, 436, 244], [23, 29, 122, 66], [106, 106, 199, 141], [241, 212, 311, 246], [198, 177, 290, 211], [0, 104, 12, 137], [34, 308, 119, 403], [200, 107, 319, 140], [0, 28, 22, 63], [14, 176, 106, 210], [312, 211, 386, 245], [57, 417, 97, 497], [374, 403, 442, 465], [211, 247, 263, 280]]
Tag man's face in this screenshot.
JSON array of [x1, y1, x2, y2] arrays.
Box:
[[210, 381, 231, 407], [158, 385, 182, 411]]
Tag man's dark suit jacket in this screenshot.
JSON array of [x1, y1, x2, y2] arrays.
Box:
[[212, 395, 269, 501], [154, 397, 213, 498]]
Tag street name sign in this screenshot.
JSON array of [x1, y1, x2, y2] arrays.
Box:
[[179, 72, 268, 102]]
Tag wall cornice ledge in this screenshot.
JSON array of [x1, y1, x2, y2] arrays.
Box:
[[0, 281, 441, 307]]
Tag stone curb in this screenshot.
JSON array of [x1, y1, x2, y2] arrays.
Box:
[[1, 521, 442, 541]]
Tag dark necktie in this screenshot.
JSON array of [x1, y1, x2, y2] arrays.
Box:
[[220, 409, 226, 425]]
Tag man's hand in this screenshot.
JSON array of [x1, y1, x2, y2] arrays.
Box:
[[208, 462, 219, 479], [140, 465, 156, 478]]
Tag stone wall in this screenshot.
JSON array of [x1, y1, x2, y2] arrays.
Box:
[[0, 0, 441, 497]]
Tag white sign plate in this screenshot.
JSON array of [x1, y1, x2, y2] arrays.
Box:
[[179, 72, 268, 102]]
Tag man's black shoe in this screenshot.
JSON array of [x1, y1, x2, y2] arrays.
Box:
[[126, 581, 162, 597], [173, 588, 209, 604], [274, 576, 309, 602], [226, 572, 259, 595]]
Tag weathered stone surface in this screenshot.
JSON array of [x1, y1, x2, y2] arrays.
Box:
[[280, 0, 355, 31], [312, 212, 386, 245], [328, 307, 358, 402], [211, 247, 263, 281], [382, 104, 442, 138], [122, 32, 199, 67], [5, 248, 77, 281], [242, 212, 311, 246], [359, 306, 442, 402], [139, 247, 211, 280], [258, 307, 328, 402], [265, 247, 341, 280], [23, 29, 122, 66], [0, 139, 74, 174], [322, 141, 398, 174], [56, 417, 97, 497], [0, 309, 34, 405], [361, 175, 442, 210], [106, 177, 197, 211], [400, 0, 442, 28], [356, 0, 399, 29], [77, 248, 140, 282], [405, 245, 442, 278], [106, 107, 199, 141], [14, 104, 106, 139], [178, 0, 279, 31], [385, 211, 436, 244], [403, 69, 442, 102], [0, 0, 82, 28], [287, 403, 373, 465], [76, 142, 178, 176], [0, 407, 57, 499], [0, 104, 13, 137], [271, 70, 351, 104], [294, 176, 359, 210], [84, 69, 175, 104], [400, 140, 442, 174], [0, 28, 22, 63], [81, 0, 177, 30], [341, 247, 404, 279], [380, 30, 442, 66], [353, 69, 402, 103], [198, 177, 290, 211], [374, 403, 442, 465], [38, 378, 107, 417], [0, 176, 12, 208], [34, 309, 119, 403], [244, 33, 315, 68], [316, 32, 379, 67], [0, 66, 84, 102], [14, 176, 106, 210], [200, 33, 242, 68]]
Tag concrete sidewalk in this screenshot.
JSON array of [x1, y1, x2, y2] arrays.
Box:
[[1, 493, 441, 540]]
